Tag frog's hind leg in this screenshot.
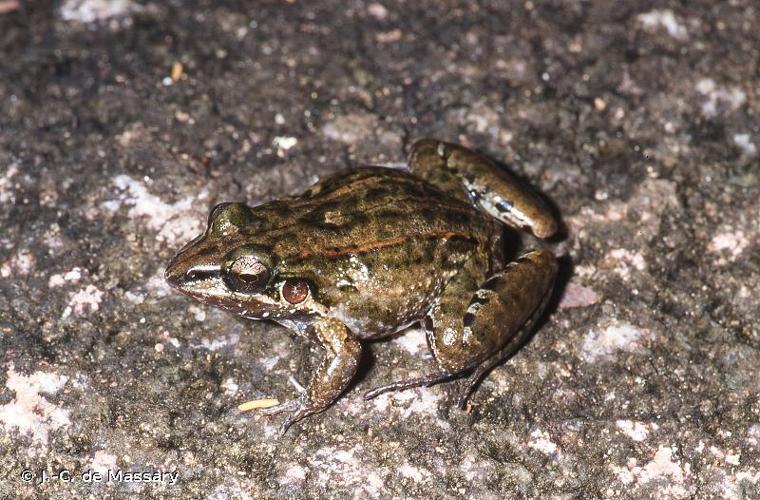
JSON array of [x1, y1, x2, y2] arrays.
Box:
[[399, 248, 554, 408], [455, 249, 557, 409], [430, 247, 555, 374], [362, 252, 490, 401], [409, 139, 558, 239], [364, 249, 556, 404], [455, 253, 556, 408]]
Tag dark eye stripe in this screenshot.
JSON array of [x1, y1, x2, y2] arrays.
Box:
[[185, 269, 220, 282]]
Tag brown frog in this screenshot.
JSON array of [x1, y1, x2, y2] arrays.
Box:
[[165, 139, 558, 432]]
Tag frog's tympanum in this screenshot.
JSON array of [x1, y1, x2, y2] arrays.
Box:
[[166, 139, 559, 432]]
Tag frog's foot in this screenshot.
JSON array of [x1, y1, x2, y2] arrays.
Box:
[[256, 318, 362, 434], [256, 399, 300, 417], [362, 372, 458, 400], [277, 397, 323, 435], [251, 397, 323, 434]]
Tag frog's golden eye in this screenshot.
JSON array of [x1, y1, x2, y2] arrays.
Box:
[[224, 255, 270, 294]]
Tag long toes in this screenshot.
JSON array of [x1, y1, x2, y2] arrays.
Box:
[[456, 389, 473, 410], [279, 406, 322, 435], [456, 373, 482, 409], [279, 414, 298, 435], [363, 385, 392, 401], [258, 399, 300, 416]]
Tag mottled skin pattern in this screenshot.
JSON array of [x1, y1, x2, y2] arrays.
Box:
[[165, 139, 559, 432]]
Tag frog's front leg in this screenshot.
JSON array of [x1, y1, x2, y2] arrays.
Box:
[[365, 249, 556, 405], [261, 317, 361, 433]]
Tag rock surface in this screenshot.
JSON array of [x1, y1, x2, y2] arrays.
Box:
[[0, 1, 758, 498]]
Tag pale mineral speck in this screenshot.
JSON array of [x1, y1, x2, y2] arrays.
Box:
[[392, 328, 427, 354], [62, 284, 105, 319], [748, 424, 760, 446], [259, 356, 280, 370], [390, 389, 449, 427], [637, 9, 688, 40], [695, 78, 747, 118], [188, 305, 207, 322], [610, 446, 690, 497], [367, 3, 388, 20], [208, 481, 254, 500], [559, 282, 600, 309], [283, 464, 307, 485], [90, 450, 118, 475], [398, 463, 426, 482], [528, 429, 561, 458], [48, 267, 84, 288], [310, 445, 386, 498], [369, 393, 390, 413], [103, 175, 205, 244], [733, 133, 757, 156], [604, 248, 647, 280], [321, 112, 377, 144], [222, 378, 239, 396], [0, 365, 70, 450], [709, 230, 750, 261], [0, 163, 19, 204], [725, 453, 740, 466], [616, 420, 656, 442], [0, 250, 35, 278], [124, 291, 145, 304], [273, 136, 298, 151], [581, 321, 648, 362], [145, 272, 172, 298], [196, 334, 239, 351], [60, 0, 141, 24]]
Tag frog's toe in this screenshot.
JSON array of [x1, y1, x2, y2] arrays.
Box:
[[279, 404, 323, 435], [363, 372, 458, 400], [456, 370, 485, 410], [258, 398, 300, 417]]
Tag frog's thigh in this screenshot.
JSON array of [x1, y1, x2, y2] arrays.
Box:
[[408, 138, 471, 203], [409, 138, 558, 239], [426, 248, 557, 375]]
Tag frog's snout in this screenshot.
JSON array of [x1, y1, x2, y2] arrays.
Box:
[[164, 257, 185, 289]]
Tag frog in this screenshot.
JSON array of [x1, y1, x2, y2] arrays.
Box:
[[165, 139, 559, 433]]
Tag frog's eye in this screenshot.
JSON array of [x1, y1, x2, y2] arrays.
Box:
[[209, 203, 255, 236], [282, 279, 310, 304], [224, 255, 270, 294]]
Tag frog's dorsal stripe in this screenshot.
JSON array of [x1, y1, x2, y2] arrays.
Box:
[[293, 231, 477, 260]]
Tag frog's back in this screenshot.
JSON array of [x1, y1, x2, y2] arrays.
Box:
[[244, 167, 502, 336], [260, 167, 498, 261]]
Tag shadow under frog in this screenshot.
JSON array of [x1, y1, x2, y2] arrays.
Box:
[[165, 139, 559, 433]]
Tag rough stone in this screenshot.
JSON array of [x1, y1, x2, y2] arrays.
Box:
[[1, 1, 758, 498]]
